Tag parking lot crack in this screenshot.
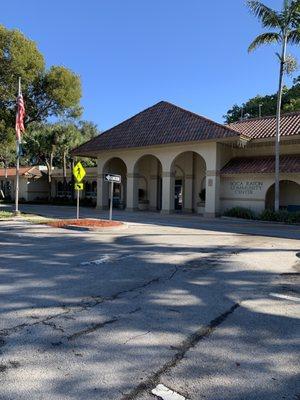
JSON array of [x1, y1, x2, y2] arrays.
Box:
[[67, 317, 118, 341], [121, 302, 240, 400], [123, 330, 151, 345]]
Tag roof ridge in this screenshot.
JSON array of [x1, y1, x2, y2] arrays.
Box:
[[228, 110, 300, 125], [73, 101, 167, 153]]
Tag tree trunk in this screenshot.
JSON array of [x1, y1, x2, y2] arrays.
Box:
[[45, 160, 51, 200], [63, 150, 67, 194], [70, 158, 75, 201], [274, 35, 287, 212], [46, 153, 54, 200]]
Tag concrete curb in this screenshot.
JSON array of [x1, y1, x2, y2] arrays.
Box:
[[64, 223, 128, 232]]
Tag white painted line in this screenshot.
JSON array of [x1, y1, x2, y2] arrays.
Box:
[[81, 255, 112, 266], [269, 293, 300, 302], [151, 384, 187, 400]]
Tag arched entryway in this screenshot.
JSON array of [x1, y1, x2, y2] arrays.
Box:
[[103, 158, 127, 209], [134, 155, 162, 211], [170, 151, 206, 213], [265, 180, 300, 211]]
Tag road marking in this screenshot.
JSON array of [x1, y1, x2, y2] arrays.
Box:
[[80, 253, 137, 266], [151, 384, 187, 400], [269, 293, 300, 302], [81, 255, 112, 265]]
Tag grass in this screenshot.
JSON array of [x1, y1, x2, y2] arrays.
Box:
[[0, 210, 53, 223], [0, 211, 14, 219], [21, 213, 53, 224]]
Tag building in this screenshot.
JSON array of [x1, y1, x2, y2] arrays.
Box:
[[71, 101, 300, 215], [0, 166, 48, 202], [50, 167, 97, 204]]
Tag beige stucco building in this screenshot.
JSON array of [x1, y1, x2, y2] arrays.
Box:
[[50, 167, 97, 204], [71, 101, 300, 216], [0, 166, 48, 202]]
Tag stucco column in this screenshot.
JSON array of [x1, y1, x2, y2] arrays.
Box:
[[205, 170, 220, 217], [96, 159, 108, 210], [183, 174, 193, 213], [161, 171, 174, 214], [96, 173, 108, 209], [149, 175, 158, 211], [126, 172, 139, 212]]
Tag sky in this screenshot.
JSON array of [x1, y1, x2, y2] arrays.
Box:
[[2, 0, 300, 131]]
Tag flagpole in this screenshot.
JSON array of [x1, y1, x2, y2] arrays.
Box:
[[15, 77, 21, 215]]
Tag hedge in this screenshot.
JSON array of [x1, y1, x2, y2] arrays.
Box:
[[224, 207, 300, 224]]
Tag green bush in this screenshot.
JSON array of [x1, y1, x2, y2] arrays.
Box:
[[224, 207, 256, 220], [260, 209, 300, 224]]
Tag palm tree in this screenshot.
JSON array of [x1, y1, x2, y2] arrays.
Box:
[[247, 0, 300, 211]]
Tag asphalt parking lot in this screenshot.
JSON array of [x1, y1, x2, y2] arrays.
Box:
[[0, 204, 299, 400]]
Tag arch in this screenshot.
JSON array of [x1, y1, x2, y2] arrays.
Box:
[[103, 157, 127, 209], [133, 154, 163, 211], [265, 180, 300, 211], [170, 151, 207, 213]]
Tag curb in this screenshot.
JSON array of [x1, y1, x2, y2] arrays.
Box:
[[64, 223, 128, 232]]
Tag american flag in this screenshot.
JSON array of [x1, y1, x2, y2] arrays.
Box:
[[15, 89, 25, 142]]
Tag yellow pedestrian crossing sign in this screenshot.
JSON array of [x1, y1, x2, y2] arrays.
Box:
[[73, 161, 86, 182], [75, 182, 83, 191]]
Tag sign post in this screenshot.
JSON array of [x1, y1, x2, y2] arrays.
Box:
[[73, 162, 86, 220], [104, 173, 121, 221], [109, 181, 114, 220]]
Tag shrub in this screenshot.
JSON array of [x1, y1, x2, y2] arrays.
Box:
[[260, 209, 300, 224], [224, 207, 256, 220]]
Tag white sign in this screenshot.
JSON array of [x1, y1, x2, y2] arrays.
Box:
[[105, 173, 121, 183]]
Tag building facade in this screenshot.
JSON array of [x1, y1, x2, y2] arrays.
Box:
[[0, 166, 48, 202], [70, 101, 300, 216], [50, 167, 97, 204]]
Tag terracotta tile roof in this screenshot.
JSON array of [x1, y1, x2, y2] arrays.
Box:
[[228, 112, 300, 139], [221, 154, 300, 175], [72, 101, 240, 155], [0, 166, 42, 178]]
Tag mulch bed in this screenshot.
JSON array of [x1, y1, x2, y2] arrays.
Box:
[[46, 219, 122, 229]]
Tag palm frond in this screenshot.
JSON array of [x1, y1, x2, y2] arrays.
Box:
[[248, 32, 281, 52], [288, 29, 300, 44], [247, 1, 282, 29], [289, 0, 300, 27]]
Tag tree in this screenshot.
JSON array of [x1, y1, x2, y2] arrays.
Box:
[[0, 25, 82, 167], [23, 121, 99, 198], [24, 124, 58, 190], [247, 0, 300, 211], [224, 75, 300, 123]]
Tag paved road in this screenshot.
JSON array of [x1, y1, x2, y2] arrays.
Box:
[[0, 205, 299, 399], [3, 202, 300, 239]]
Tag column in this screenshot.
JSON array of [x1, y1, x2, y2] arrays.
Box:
[[183, 174, 193, 213], [96, 173, 107, 209], [205, 170, 220, 217], [126, 172, 139, 212], [96, 160, 108, 210], [161, 171, 174, 214], [149, 175, 158, 211]]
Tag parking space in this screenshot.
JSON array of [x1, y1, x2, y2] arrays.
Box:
[[0, 204, 299, 399]]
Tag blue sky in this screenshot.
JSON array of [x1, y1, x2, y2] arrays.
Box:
[[2, 0, 300, 130]]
